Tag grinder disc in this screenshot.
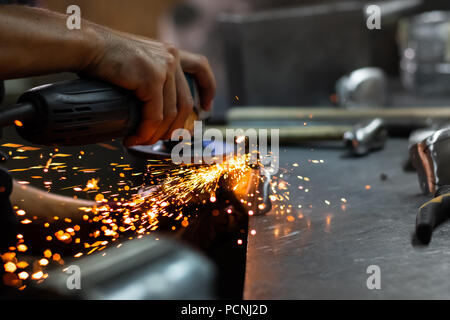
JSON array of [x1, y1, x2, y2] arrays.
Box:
[[127, 140, 236, 164]]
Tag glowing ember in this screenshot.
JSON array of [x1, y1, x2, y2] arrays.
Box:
[[38, 259, 49, 266], [31, 271, 44, 280], [4, 262, 17, 273], [2, 144, 276, 289]]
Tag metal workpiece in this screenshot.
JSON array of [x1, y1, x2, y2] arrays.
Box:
[[40, 235, 216, 300], [232, 166, 272, 217], [227, 107, 450, 124], [245, 139, 450, 300], [410, 126, 450, 194]]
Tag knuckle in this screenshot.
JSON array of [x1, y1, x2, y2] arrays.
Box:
[[164, 43, 179, 57], [181, 97, 194, 113], [132, 49, 148, 67], [154, 69, 167, 84], [165, 110, 178, 120], [149, 112, 163, 123], [197, 54, 209, 67], [165, 54, 176, 70]]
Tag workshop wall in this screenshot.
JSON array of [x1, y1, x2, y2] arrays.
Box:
[[43, 0, 179, 38]]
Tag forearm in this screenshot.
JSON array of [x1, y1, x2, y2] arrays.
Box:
[[0, 5, 100, 79]]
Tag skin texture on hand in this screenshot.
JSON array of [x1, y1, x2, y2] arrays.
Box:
[[83, 29, 216, 146], [0, 5, 216, 146], [82, 27, 216, 146]]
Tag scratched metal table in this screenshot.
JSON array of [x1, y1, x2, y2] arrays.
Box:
[[244, 138, 450, 299]]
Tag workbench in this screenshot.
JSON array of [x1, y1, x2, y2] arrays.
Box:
[[244, 138, 450, 299]]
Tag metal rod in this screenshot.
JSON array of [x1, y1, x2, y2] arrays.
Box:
[[227, 107, 450, 122], [207, 125, 352, 142]]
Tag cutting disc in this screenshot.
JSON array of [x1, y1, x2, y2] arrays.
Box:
[[127, 139, 236, 164]]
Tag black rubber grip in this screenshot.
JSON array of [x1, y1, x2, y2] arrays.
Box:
[[16, 78, 141, 146], [416, 191, 450, 244]]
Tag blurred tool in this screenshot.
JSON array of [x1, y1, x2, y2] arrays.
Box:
[[336, 67, 388, 109], [408, 125, 445, 150], [399, 11, 450, 95], [404, 125, 445, 171], [39, 235, 216, 299], [410, 126, 450, 194], [343, 118, 388, 156], [415, 185, 450, 244], [228, 106, 450, 124]]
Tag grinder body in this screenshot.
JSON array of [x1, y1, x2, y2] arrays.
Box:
[[9, 76, 201, 146]]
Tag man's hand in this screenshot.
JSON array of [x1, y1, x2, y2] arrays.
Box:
[[0, 6, 216, 147], [81, 30, 216, 147]]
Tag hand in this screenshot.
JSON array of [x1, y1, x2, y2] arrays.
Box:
[[0, 6, 216, 146], [82, 30, 216, 147]]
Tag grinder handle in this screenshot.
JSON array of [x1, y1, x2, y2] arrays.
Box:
[[15, 75, 201, 146], [416, 190, 450, 244]]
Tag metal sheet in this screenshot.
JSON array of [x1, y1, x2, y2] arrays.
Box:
[[244, 139, 450, 299]]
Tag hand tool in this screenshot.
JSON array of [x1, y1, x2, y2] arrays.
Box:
[[0, 76, 243, 167], [410, 125, 450, 194], [0, 76, 271, 201], [404, 123, 450, 171], [0, 77, 272, 216], [0, 75, 208, 148], [415, 185, 450, 245]]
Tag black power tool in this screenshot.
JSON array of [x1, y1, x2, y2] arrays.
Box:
[[0, 76, 212, 153]]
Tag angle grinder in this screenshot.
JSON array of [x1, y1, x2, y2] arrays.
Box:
[[0, 74, 229, 162], [0, 76, 271, 216]]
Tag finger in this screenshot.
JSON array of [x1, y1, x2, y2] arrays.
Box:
[[146, 69, 177, 144], [180, 51, 216, 111], [123, 82, 164, 147], [166, 65, 194, 139]]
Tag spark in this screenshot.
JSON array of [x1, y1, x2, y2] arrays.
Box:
[[4, 262, 17, 273], [31, 271, 44, 280], [1, 145, 263, 288]]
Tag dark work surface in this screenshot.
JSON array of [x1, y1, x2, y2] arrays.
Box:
[[244, 139, 450, 299]]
